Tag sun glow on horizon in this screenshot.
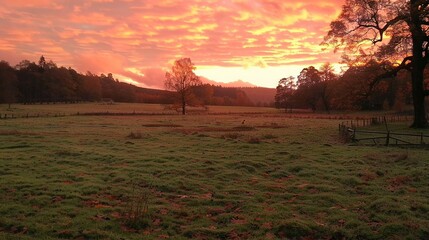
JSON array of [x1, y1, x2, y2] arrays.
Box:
[[195, 62, 345, 88]]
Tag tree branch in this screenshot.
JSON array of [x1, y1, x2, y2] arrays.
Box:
[[368, 56, 413, 91]]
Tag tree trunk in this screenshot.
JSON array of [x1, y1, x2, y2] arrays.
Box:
[[410, 64, 428, 128], [409, 0, 428, 128], [321, 83, 330, 113], [181, 93, 186, 115]]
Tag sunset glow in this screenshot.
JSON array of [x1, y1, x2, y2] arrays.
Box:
[[0, 0, 345, 88]]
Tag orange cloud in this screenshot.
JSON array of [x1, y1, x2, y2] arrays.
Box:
[[0, 0, 345, 88], [73, 52, 128, 74]]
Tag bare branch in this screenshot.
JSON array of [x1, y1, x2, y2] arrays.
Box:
[[368, 56, 413, 91]]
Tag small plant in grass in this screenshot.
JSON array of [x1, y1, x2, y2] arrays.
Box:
[[127, 131, 143, 139], [123, 181, 151, 230]]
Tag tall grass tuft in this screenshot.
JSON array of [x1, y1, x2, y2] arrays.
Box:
[[123, 181, 151, 230]]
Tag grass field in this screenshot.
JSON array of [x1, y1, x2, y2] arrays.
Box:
[[0, 103, 280, 116], [1, 103, 429, 239]]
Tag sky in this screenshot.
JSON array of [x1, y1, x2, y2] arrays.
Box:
[[0, 0, 345, 89]]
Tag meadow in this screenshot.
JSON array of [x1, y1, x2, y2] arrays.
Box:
[[0, 103, 428, 239]]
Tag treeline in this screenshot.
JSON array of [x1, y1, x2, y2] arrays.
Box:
[[0, 56, 172, 104], [0, 56, 254, 107], [240, 87, 276, 107], [275, 61, 414, 112], [192, 84, 253, 106]]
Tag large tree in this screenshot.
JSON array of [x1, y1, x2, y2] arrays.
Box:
[[295, 66, 322, 111], [324, 0, 429, 128], [165, 58, 201, 115], [275, 76, 296, 112]]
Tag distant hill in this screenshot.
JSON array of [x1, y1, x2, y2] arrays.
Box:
[[199, 76, 276, 107], [240, 87, 276, 107], [200, 77, 257, 88]]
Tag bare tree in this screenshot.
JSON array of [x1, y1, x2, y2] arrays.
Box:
[[165, 58, 201, 115], [324, 0, 429, 128]]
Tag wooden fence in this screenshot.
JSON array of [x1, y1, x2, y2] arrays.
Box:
[[342, 128, 429, 146], [339, 115, 411, 128], [339, 116, 429, 147]]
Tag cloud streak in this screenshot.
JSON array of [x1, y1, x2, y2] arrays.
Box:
[[0, 0, 344, 88]]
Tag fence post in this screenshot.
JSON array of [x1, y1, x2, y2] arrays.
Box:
[[383, 116, 389, 132], [421, 132, 424, 145], [385, 131, 390, 146]]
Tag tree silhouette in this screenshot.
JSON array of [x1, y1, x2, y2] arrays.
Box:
[[0, 61, 18, 108], [165, 58, 201, 115], [296, 66, 322, 111], [324, 0, 429, 128], [319, 63, 337, 112], [275, 76, 296, 112]]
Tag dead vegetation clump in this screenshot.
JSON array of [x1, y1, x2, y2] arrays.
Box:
[[257, 122, 286, 129], [221, 133, 243, 140], [389, 152, 408, 161], [365, 152, 409, 163], [55, 150, 81, 157], [0, 130, 20, 135], [358, 170, 378, 182], [142, 124, 182, 128], [175, 126, 256, 136], [232, 126, 255, 131], [247, 137, 261, 144], [127, 131, 143, 139], [387, 175, 412, 192], [0, 130, 38, 136], [262, 134, 277, 140]]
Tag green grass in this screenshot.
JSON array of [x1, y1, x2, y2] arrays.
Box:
[[1, 103, 279, 117], [0, 104, 428, 239]]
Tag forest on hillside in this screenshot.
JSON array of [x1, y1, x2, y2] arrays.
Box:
[[0, 57, 271, 107]]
